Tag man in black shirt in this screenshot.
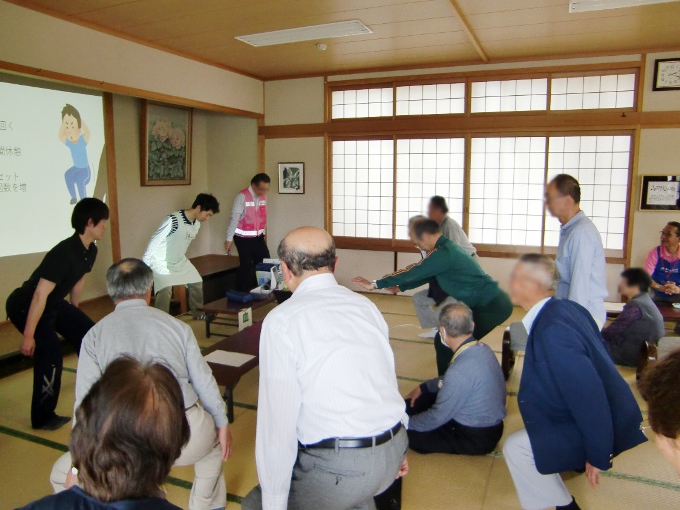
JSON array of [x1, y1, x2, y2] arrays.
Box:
[[5, 198, 109, 430]]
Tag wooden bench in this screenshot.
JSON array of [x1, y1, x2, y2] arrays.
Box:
[[202, 321, 262, 423], [199, 295, 275, 338]]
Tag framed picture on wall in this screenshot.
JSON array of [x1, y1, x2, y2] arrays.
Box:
[[140, 100, 192, 186], [278, 162, 304, 194], [640, 176, 680, 211]]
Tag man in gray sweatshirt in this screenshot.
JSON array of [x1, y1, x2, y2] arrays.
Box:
[[405, 302, 506, 455], [49, 258, 231, 510]]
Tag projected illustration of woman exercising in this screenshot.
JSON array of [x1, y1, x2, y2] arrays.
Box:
[[58, 104, 91, 205]]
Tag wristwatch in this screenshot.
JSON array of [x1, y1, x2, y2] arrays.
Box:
[[371, 280, 378, 290]]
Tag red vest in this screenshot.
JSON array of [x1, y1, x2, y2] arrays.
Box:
[[235, 187, 267, 238]]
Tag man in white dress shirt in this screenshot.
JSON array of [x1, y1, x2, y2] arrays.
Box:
[[242, 227, 409, 510]]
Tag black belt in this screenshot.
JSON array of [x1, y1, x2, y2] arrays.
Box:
[[303, 422, 402, 449]]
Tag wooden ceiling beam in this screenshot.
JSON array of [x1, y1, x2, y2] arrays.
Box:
[[447, 0, 489, 63]]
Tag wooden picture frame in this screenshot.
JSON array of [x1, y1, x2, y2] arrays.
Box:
[[140, 100, 192, 186], [278, 162, 305, 194], [640, 176, 680, 211]]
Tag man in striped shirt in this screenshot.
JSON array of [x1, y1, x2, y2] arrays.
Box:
[[143, 193, 219, 319]]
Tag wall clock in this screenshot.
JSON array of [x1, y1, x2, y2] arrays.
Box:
[[653, 58, 680, 91]]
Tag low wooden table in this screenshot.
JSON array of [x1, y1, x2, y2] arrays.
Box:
[[606, 301, 680, 321], [200, 295, 275, 338], [203, 322, 262, 423], [171, 255, 240, 315]]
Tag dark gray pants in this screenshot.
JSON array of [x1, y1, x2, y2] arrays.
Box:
[[154, 282, 203, 318], [243, 427, 408, 510]]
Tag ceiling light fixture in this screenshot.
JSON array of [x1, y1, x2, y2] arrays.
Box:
[[235, 20, 372, 47], [569, 0, 680, 12]]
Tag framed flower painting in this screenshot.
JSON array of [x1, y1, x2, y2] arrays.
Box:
[[140, 100, 192, 186]]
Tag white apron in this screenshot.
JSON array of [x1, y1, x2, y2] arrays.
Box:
[[142, 210, 202, 292]]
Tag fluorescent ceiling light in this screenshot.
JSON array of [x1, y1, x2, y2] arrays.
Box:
[[570, 0, 680, 12], [236, 20, 372, 47]]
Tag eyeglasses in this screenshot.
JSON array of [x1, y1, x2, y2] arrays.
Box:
[[660, 231, 679, 237], [640, 420, 655, 442]]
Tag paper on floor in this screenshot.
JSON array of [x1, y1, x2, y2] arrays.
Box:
[[204, 350, 255, 367]]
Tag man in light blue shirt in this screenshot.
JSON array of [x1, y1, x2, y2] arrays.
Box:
[[546, 174, 608, 328]]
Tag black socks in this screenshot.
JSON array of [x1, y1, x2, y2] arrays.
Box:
[[556, 497, 581, 510]]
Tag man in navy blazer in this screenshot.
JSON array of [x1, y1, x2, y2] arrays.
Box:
[[503, 254, 645, 510]]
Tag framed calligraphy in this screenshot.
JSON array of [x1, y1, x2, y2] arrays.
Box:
[[640, 176, 680, 211]]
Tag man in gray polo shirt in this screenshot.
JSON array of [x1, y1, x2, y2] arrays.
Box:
[[428, 196, 476, 257], [49, 258, 231, 510], [405, 302, 506, 455]]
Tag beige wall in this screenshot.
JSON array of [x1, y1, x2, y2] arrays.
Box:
[[628, 52, 680, 268], [265, 137, 326, 256], [0, 1, 263, 115], [113, 95, 211, 261], [114, 95, 261, 261], [264, 78, 325, 126], [205, 113, 259, 254], [630, 129, 680, 268], [263, 52, 680, 299], [327, 54, 643, 82]]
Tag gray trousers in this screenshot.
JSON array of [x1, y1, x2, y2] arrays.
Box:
[[242, 427, 408, 510], [412, 290, 458, 329], [503, 429, 572, 510], [155, 282, 204, 318]]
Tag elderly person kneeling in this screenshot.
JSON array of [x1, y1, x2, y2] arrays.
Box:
[[503, 254, 645, 510], [602, 268, 665, 367], [405, 302, 506, 455], [21, 357, 189, 509], [50, 258, 231, 510]]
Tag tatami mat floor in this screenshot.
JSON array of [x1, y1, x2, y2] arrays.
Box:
[[1, 294, 680, 509]]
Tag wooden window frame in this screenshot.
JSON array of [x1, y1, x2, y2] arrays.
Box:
[[324, 65, 641, 263], [328, 128, 635, 264], [548, 68, 640, 113], [327, 67, 641, 123]]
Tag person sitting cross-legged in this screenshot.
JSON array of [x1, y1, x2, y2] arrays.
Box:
[[50, 258, 231, 510], [602, 268, 665, 367], [405, 302, 506, 455], [20, 357, 189, 510]]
